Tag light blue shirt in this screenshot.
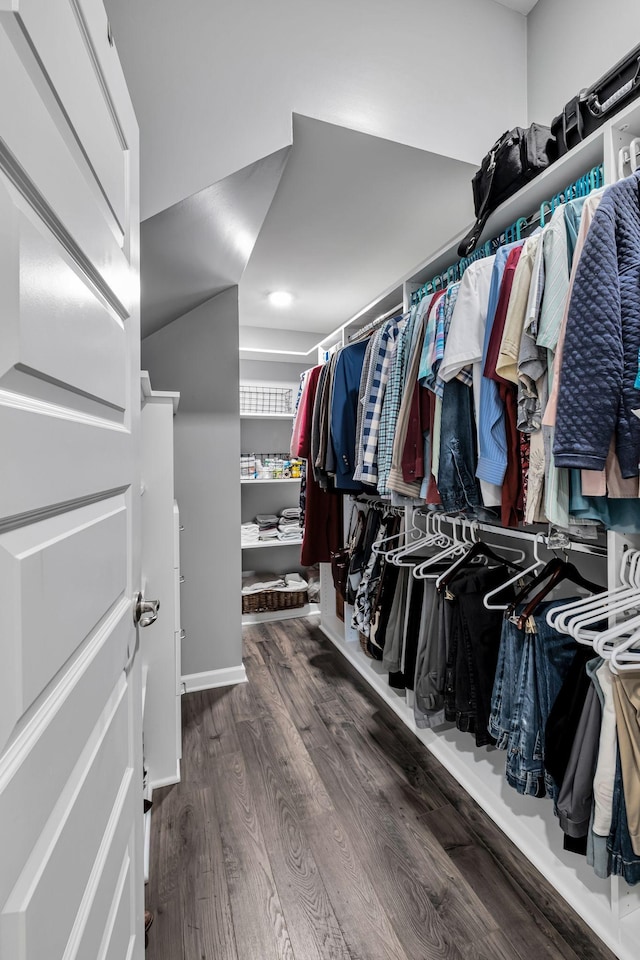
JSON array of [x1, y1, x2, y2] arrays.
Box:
[[476, 241, 523, 486]]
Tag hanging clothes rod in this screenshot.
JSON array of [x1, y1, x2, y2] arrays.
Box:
[[424, 514, 608, 557], [410, 163, 604, 305], [348, 301, 404, 343]]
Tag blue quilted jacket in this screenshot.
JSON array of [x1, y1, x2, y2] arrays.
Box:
[[554, 170, 640, 478]]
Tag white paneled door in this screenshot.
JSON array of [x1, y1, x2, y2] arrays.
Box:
[[0, 2, 143, 959]]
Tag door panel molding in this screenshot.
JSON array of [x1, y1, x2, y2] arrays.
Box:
[[0, 139, 128, 319]]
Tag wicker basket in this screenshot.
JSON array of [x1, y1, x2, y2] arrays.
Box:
[[242, 587, 308, 614]]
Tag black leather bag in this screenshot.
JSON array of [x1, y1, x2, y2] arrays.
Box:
[[552, 44, 640, 157], [457, 123, 556, 258]]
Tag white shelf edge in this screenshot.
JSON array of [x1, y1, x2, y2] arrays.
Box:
[[319, 620, 640, 960], [241, 539, 303, 549], [240, 412, 293, 419], [242, 602, 320, 626], [240, 478, 301, 484]]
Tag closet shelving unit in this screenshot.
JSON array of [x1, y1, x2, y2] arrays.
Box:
[[316, 99, 640, 960], [240, 381, 319, 625]]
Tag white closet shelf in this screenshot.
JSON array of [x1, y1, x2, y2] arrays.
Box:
[[241, 539, 303, 549], [242, 602, 320, 626], [240, 412, 293, 419], [240, 477, 301, 484]]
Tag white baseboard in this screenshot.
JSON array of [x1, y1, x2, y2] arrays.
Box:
[[148, 759, 181, 792], [181, 664, 247, 694]]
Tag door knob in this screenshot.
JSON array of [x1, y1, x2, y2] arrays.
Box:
[[134, 592, 160, 627]]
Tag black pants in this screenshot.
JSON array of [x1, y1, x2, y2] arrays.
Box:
[[444, 564, 516, 747]]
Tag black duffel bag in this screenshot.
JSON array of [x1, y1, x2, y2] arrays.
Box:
[[457, 123, 556, 258], [552, 44, 640, 157]]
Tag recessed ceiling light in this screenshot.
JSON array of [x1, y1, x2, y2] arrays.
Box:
[[268, 290, 293, 308]]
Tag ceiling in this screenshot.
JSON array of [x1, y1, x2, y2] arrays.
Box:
[[106, 0, 532, 355], [492, 0, 539, 12], [141, 147, 290, 338], [139, 114, 478, 350], [238, 116, 476, 343]]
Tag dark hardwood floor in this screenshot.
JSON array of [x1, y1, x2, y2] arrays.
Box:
[[146, 617, 617, 960]]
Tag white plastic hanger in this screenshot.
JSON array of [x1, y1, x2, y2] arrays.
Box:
[[548, 548, 640, 640], [590, 607, 640, 657], [412, 515, 468, 580], [560, 564, 640, 645], [432, 520, 527, 592], [610, 625, 640, 671], [483, 532, 547, 610], [385, 511, 449, 566], [384, 510, 435, 564]]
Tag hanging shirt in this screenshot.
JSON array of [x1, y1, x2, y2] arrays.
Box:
[[330, 340, 370, 490], [353, 328, 382, 486], [388, 304, 430, 498], [439, 256, 500, 508], [476, 242, 525, 488], [496, 234, 540, 385], [377, 304, 421, 495], [537, 204, 570, 352], [353, 316, 401, 486]]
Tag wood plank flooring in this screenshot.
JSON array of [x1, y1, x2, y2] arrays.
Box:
[[146, 617, 617, 960]]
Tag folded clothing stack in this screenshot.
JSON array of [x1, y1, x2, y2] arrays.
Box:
[[241, 571, 308, 595], [241, 522, 260, 544], [278, 506, 302, 541], [256, 513, 279, 540], [277, 526, 303, 541]]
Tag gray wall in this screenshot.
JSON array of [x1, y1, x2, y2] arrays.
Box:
[[239, 358, 309, 383], [142, 287, 242, 679], [528, 0, 640, 124]]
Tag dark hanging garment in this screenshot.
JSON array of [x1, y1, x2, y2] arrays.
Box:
[[300, 365, 343, 566]]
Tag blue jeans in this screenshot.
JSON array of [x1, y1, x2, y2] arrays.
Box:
[[490, 600, 576, 799], [608, 747, 640, 885], [489, 616, 525, 749], [438, 379, 482, 513]]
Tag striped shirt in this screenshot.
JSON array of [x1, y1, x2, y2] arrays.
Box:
[[377, 309, 415, 495], [354, 318, 401, 485]]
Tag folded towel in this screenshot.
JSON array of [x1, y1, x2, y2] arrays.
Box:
[[256, 514, 279, 525], [241, 522, 260, 543], [259, 529, 279, 540], [277, 528, 304, 541], [280, 507, 301, 520]]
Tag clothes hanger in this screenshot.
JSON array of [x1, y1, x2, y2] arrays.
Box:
[[385, 511, 448, 565], [539, 199, 553, 227], [556, 549, 640, 643], [548, 547, 639, 629], [371, 522, 409, 557], [549, 548, 640, 641], [609, 624, 640, 671], [412, 515, 469, 580], [514, 217, 529, 241], [483, 532, 547, 610], [511, 561, 605, 631], [435, 525, 526, 592]]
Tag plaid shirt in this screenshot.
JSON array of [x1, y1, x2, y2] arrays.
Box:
[[354, 327, 383, 480], [419, 284, 471, 397], [377, 309, 415, 495], [354, 318, 401, 485]]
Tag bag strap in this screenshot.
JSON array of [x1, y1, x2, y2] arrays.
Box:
[[457, 147, 499, 257], [457, 206, 493, 258], [563, 97, 585, 145]]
